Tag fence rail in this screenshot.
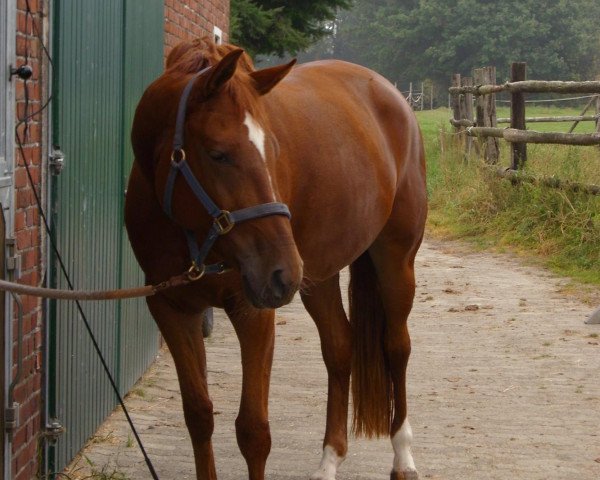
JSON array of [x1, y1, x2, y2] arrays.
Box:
[[497, 115, 599, 124], [455, 115, 600, 125], [449, 80, 600, 96], [463, 127, 600, 146]]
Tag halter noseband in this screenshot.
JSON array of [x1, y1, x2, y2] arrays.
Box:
[[163, 66, 291, 280]]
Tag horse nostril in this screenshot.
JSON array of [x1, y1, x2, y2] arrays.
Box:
[[271, 269, 287, 300]]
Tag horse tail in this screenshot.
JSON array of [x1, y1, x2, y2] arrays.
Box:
[[349, 251, 393, 438]]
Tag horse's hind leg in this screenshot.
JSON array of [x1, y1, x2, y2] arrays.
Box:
[[301, 273, 352, 480], [146, 295, 217, 480], [225, 301, 275, 480], [369, 235, 422, 480]]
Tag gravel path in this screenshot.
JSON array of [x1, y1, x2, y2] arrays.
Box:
[[65, 239, 600, 480]]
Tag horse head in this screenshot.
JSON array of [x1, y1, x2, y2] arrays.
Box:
[[132, 39, 302, 309]]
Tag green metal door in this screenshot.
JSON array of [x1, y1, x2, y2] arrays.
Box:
[[119, 1, 165, 392], [47, 0, 163, 474]]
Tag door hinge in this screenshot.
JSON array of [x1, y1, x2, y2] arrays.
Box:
[[4, 402, 19, 434], [5, 237, 21, 278], [43, 418, 66, 445], [49, 147, 65, 175]]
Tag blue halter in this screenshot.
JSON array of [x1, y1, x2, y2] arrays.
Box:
[[163, 66, 291, 280]]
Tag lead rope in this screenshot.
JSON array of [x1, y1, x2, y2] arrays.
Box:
[[17, 2, 160, 478]]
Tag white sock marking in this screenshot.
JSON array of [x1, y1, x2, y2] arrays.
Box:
[[392, 418, 417, 473], [243, 111, 277, 200], [310, 445, 343, 480]]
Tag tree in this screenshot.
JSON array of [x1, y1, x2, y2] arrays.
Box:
[[314, 0, 600, 88], [230, 0, 351, 57]]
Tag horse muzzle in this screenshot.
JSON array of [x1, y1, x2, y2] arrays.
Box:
[[241, 260, 302, 309]]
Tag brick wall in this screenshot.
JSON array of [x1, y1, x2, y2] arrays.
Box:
[[11, 0, 46, 478], [164, 0, 230, 58]]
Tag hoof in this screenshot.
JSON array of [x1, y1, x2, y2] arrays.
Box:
[[390, 470, 419, 480], [310, 472, 334, 480]]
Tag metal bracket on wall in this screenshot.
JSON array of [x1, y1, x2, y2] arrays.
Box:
[[4, 403, 19, 437], [5, 237, 20, 279]]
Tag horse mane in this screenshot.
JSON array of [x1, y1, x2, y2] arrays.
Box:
[[165, 37, 261, 116], [166, 37, 256, 73]]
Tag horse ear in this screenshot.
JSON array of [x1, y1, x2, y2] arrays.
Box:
[[250, 59, 297, 95], [202, 48, 244, 97]]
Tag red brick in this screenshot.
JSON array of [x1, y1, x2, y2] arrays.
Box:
[[16, 188, 32, 208], [19, 269, 39, 286], [16, 228, 31, 249], [25, 208, 39, 227], [21, 248, 38, 270], [16, 101, 28, 119], [14, 442, 37, 480], [22, 304, 39, 324], [16, 36, 27, 56], [12, 424, 27, 449], [14, 210, 26, 231], [20, 122, 41, 142], [14, 168, 29, 189], [17, 0, 39, 12]]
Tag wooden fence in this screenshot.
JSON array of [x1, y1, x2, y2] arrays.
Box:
[[399, 82, 435, 110], [450, 64, 600, 322], [449, 63, 600, 173]]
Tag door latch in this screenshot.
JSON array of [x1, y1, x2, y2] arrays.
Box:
[[43, 418, 66, 445], [49, 147, 65, 175]]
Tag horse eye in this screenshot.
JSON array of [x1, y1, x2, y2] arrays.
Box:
[[207, 150, 230, 164]]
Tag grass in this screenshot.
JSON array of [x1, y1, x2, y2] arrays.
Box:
[[495, 105, 598, 133], [57, 454, 130, 480], [415, 107, 600, 290]]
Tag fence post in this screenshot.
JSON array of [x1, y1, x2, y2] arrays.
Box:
[[596, 95, 600, 141], [421, 82, 424, 111], [430, 84, 434, 110], [474, 67, 499, 163], [510, 62, 527, 169], [462, 76, 474, 154], [451, 74, 462, 134]]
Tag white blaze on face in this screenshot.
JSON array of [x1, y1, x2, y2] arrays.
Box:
[[310, 445, 344, 480], [243, 111, 266, 160], [243, 111, 277, 201], [392, 418, 417, 474]]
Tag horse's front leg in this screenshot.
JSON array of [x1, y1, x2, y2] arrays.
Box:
[[226, 301, 275, 480], [147, 295, 217, 480]]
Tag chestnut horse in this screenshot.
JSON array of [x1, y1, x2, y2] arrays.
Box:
[[126, 38, 427, 480]]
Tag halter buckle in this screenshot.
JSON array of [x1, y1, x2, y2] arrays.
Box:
[[187, 262, 206, 281], [171, 148, 186, 165], [214, 210, 234, 235]]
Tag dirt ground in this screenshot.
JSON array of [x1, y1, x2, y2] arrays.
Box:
[[64, 239, 600, 480]]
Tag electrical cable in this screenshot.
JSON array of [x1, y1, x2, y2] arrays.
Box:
[[15, 1, 160, 478]]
